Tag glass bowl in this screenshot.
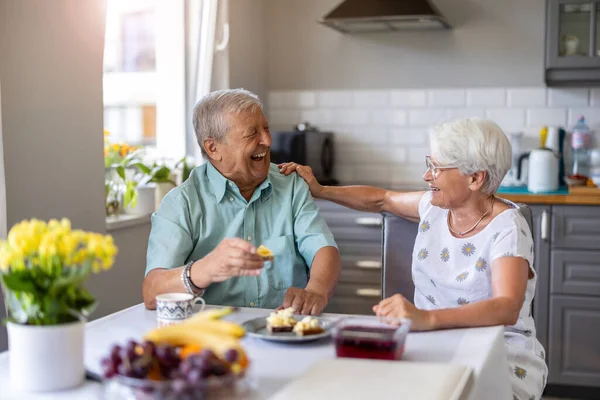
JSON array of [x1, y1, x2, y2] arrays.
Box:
[[102, 372, 254, 400], [331, 316, 411, 360]]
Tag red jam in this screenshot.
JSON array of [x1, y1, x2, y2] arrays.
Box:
[[334, 325, 404, 360]]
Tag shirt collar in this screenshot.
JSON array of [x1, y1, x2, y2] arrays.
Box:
[[206, 162, 272, 203]]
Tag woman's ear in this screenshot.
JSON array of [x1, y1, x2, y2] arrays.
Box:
[[468, 170, 487, 192], [203, 138, 222, 161]]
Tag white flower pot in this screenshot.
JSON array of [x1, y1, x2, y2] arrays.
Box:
[[155, 182, 175, 211], [130, 183, 156, 215], [8, 321, 85, 392]]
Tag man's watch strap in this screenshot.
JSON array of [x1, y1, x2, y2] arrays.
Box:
[[182, 260, 205, 297]]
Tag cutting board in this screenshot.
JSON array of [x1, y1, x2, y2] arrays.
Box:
[[270, 358, 473, 400]]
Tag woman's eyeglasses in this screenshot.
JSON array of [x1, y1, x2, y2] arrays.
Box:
[[425, 156, 457, 180]]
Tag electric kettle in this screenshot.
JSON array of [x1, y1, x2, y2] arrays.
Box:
[[517, 148, 560, 193]]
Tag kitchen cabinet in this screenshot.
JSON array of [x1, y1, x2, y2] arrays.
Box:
[[548, 295, 600, 386], [316, 200, 383, 315], [532, 205, 552, 357], [545, 0, 600, 86]]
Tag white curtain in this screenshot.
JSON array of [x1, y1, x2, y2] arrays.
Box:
[[186, 0, 228, 164]]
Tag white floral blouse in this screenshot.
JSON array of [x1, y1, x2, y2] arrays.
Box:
[[413, 192, 548, 400]]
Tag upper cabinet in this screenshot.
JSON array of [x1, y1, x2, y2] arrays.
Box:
[[546, 0, 600, 86]]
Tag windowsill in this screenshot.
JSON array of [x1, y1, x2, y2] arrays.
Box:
[[106, 213, 151, 231]]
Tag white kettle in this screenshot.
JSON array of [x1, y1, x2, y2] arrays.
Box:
[[517, 148, 560, 193]]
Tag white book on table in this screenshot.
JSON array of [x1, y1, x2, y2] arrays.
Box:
[[270, 358, 473, 400]]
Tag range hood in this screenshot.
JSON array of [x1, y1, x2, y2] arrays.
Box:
[[320, 0, 451, 34]]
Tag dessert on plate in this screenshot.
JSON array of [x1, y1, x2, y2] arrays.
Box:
[[293, 316, 325, 336], [266, 307, 296, 333], [256, 245, 274, 261]]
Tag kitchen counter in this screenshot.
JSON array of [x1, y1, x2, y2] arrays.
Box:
[[496, 186, 600, 206]]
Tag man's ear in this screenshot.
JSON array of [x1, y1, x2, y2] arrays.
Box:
[[203, 138, 222, 161], [468, 170, 487, 192]]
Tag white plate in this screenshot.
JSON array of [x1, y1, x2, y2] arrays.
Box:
[[241, 316, 334, 343]]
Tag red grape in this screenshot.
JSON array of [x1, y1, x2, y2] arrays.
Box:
[[224, 349, 239, 363]]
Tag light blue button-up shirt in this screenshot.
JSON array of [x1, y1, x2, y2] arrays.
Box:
[[145, 162, 337, 309]]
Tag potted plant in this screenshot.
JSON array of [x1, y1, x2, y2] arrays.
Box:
[[0, 218, 118, 392]]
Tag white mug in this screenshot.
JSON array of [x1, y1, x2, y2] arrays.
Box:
[[156, 293, 205, 322]]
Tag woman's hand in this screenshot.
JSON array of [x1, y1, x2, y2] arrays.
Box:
[[278, 162, 323, 197], [373, 294, 435, 331]]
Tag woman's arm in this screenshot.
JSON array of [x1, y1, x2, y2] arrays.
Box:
[[375, 256, 529, 330], [278, 162, 424, 220]]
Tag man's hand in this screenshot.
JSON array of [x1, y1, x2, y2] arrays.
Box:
[[373, 294, 434, 331], [191, 238, 265, 288], [278, 287, 328, 315]]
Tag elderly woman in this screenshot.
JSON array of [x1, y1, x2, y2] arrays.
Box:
[[279, 118, 548, 400]]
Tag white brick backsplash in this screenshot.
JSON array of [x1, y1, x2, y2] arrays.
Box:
[[392, 165, 428, 185], [427, 89, 465, 107], [268, 86, 598, 185], [485, 109, 526, 131], [526, 108, 567, 127], [408, 146, 431, 163], [409, 109, 449, 126], [316, 91, 353, 108], [331, 109, 369, 125], [353, 91, 389, 107], [466, 88, 506, 107], [507, 87, 546, 107], [269, 110, 301, 126], [548, 88, 589, 107], [268, 92, 286, 109], [300, 109, 332, 125], [382, 147, 407, 163], [590, 88, 600, 106], [352, 127, 389, 144], [390, 128, 428, 145], [390, 90, 427, 107], [370, 110, 394, 125], [447, 108, 485, 119], [353, 166, 391, 185], [567, 108, 600, 127]]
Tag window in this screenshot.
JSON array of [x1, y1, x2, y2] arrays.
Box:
[[103, 0, 185, 159]]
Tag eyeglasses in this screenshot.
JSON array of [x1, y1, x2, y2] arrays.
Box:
[[425, 156, 457, 180]]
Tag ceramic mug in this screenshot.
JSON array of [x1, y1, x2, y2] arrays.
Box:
[[156, 293, 205, 323]]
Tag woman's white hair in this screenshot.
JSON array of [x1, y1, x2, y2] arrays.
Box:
[[193, 88, 263, 157], [429, 118, 512, 195]]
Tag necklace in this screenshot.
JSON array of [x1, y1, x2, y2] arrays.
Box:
[[448, 196, 495, 236]]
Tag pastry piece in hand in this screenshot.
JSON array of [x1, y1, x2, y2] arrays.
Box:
[[293, 316, 325, 336], [256, 245, 274, 261], [266, 307, 297, 333]]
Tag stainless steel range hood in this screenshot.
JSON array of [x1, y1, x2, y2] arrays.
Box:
[[320, 0, 451, 34]]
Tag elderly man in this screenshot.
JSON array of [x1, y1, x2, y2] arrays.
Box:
[[142, 88, 341, 315]]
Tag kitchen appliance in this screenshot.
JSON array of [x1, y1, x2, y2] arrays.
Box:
[[319, 0, 451, 34], [517, 148, 560, 193], [270, 123, 337, 185], [501, 132, 524, 187]]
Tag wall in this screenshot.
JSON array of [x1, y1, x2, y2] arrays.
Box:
[[258, 1, 600, 186], [265, 0, 546, 90], [0, 77, 5, 351], [228, 0, 268, 103], [0, 0, 107, 351]]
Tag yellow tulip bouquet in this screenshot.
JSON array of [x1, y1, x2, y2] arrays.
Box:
[[0, 218, 118, 325]]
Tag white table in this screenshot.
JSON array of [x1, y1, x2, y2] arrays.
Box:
[[0, 304, 512, 399]]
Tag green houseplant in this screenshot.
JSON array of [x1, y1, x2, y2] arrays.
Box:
[[0, 218, 118, 392]]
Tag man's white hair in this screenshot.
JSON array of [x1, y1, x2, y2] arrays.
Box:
[[429, 118, 512, 195], [193, 88, 263, 157]]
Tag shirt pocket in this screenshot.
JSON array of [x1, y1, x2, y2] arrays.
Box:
[[261, 234, 297, 290]]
